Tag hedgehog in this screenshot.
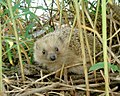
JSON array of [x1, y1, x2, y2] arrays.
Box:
[[34, 27, 101, 74]]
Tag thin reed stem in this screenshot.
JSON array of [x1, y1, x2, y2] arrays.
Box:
[[0, 13, 3, 95], [74, 1, 90, 96], [59, 0, 64, 26], [102, 0, 109, 96], [7, 0, 25, 81]]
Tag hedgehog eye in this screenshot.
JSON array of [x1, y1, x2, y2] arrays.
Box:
[[55, 47, 59, 52], [42, 49, 46, 55]]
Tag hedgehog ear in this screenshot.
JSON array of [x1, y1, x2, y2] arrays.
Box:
[[58, 37, 64, 43], [35, 42, 40, 50]]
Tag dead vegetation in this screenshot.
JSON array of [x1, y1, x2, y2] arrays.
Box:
[[1, 0, 120, 96]]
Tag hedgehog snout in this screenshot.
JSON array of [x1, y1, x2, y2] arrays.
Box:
[[49, 53, 57, 61]]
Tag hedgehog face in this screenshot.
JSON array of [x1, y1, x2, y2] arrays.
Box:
[[34, 33, 67, 64], [40, 46, 59, 62]]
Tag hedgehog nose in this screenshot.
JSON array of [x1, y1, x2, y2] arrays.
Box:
[[50, 55, 56, 61]]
